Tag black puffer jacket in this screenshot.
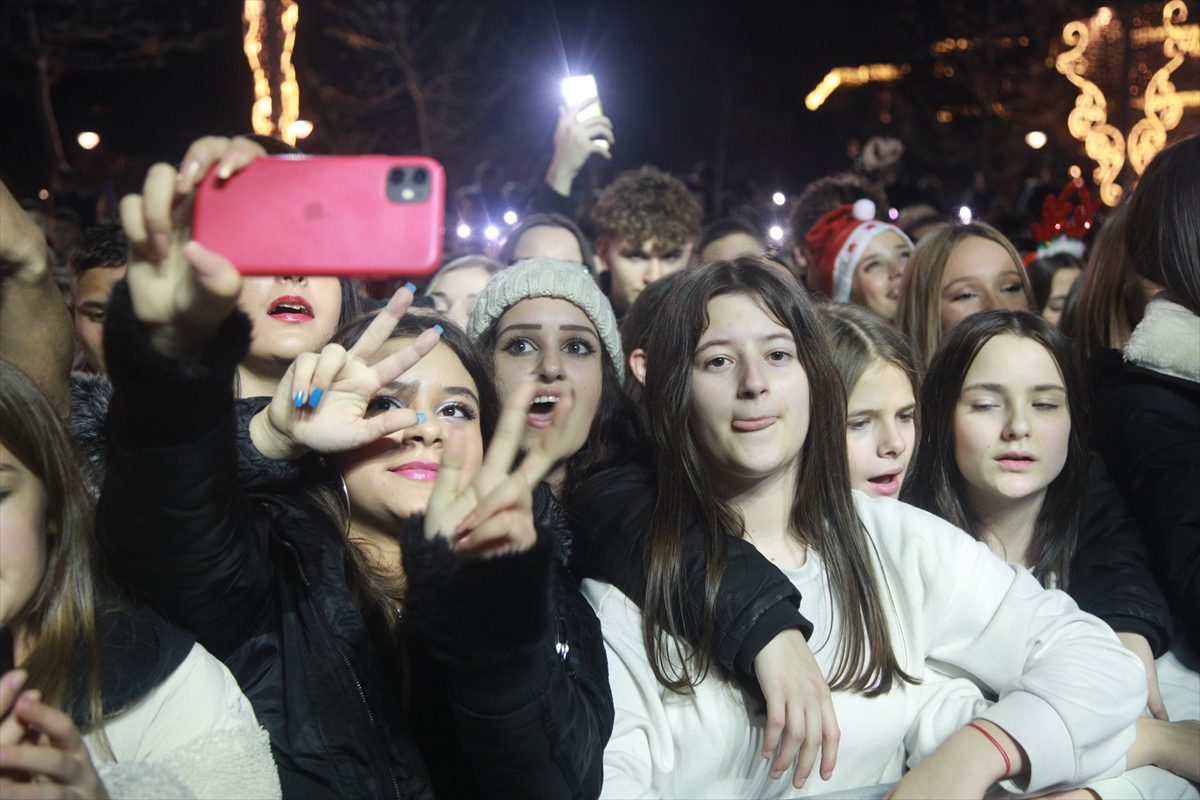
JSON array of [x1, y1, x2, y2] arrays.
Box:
[[96, 281, 612, 799]]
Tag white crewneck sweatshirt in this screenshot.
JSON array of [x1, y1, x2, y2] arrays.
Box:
[[584, 493, 1146, 799]]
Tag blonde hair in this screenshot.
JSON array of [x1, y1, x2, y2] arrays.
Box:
[[896, 223, 1034, 367]]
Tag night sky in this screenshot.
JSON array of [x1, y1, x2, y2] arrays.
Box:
[[1, 0, 1168, 219]]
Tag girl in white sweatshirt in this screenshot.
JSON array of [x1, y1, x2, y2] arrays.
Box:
[[583, 257, 1146, 799]]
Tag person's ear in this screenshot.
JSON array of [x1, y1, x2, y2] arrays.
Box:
[[629, 348, 647, 386]]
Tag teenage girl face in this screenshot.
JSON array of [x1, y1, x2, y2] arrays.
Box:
[[953, 334, 1070, 512], [510, 225, 585, 265], [426, 266, 492, 330], [689, 293, 810, 492], [237, 275, 343, 363], [490, 298, 603, 462], [845, 358, 916, 498], [0, 444, 48, 638], [938, 237, 1028, 335], [339, 340, 484, 527], [1041, 267, 1081, 328], [850, 231, 911, 321]]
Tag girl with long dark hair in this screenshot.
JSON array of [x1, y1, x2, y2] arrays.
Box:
[[903, 309, 1199, 796], [587, 257, 1144, 798]]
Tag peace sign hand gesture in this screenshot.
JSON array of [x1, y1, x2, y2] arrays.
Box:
[[249, 286, 442, 461], [424, 380, 575, 558]]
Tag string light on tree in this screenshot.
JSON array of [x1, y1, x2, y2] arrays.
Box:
[[76, 131, 100, 150], [242, 0, 302, 145]]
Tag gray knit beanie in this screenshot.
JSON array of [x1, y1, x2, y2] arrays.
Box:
[[467, 257, 624, 380]]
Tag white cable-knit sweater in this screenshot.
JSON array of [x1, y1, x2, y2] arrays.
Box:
[[84, 643, 281, 800], [583, 493, 1146, 799]]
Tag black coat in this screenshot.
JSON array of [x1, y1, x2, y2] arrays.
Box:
[[1069, 455, 1173, 655], [1094, 360, 1200, 647], [95, 281, 612, 799], [569, 464, 813, 691]]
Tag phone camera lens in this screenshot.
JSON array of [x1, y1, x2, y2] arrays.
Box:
[[389, 167, 405, 184], [413, 169, 428, 186]]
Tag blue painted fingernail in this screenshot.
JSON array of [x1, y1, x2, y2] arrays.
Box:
[[417, 412, 426, 424], [294, 390, 305, 407], [433, 324, 444, 334], [308, 388, 323, 408], [403, 282, 417, 293]]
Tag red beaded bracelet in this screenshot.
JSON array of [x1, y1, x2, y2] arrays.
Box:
[[967, 721, 1012, 778]]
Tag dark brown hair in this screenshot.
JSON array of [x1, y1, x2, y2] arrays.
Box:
[[902, 310, 1089, 586], [640, 257, 915, 695], [1075, 205, 1145, 364], [0, 361, 107, 741], [1125, 133, 1200, 314], [591, 165, 701, 251]]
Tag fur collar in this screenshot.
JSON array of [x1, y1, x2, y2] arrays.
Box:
[[1124, 298, 1200, 383]]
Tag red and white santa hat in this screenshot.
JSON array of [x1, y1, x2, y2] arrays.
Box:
[[804, 199, 912, 302]]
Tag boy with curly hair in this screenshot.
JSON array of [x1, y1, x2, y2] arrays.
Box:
[[591, 166, 701, 316]]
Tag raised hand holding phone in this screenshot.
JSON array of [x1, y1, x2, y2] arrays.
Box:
[[546, 75, 614, 197], [119, 139, 264, 357]]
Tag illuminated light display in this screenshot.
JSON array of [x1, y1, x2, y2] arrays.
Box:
[[1127, 0, 1190, 175], [804, 64, 908, 110], [1057, 1, 1195, 206], [242, 0, 302, 145], [1057, 17, 1129, 205]]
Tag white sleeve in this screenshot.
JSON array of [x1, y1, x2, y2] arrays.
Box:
[[90, 643, 281, 800], [903, 672, 991, 769], [582, 580, 674, 800], [867, 501, 1147, 794], [1084, 766, 1200, 800]]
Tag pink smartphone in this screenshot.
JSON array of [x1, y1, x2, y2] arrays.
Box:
[[193, 155, 445, 277]]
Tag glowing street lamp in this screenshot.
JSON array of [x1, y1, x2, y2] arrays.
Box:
[[77, 131, 100, 150]]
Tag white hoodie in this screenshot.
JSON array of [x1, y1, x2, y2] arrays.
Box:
[[584, 493, 1145, 799]]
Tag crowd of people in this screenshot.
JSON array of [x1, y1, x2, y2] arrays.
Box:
[[0, 96, 1197, 800]]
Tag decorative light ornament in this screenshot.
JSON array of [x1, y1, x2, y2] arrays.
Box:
[[243, 0, 302, 145], [1057, 1, 1193, 206], [76, 131, 100, 150], [805, 64, 908, 111], [1024, 131, 1048, 149]]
